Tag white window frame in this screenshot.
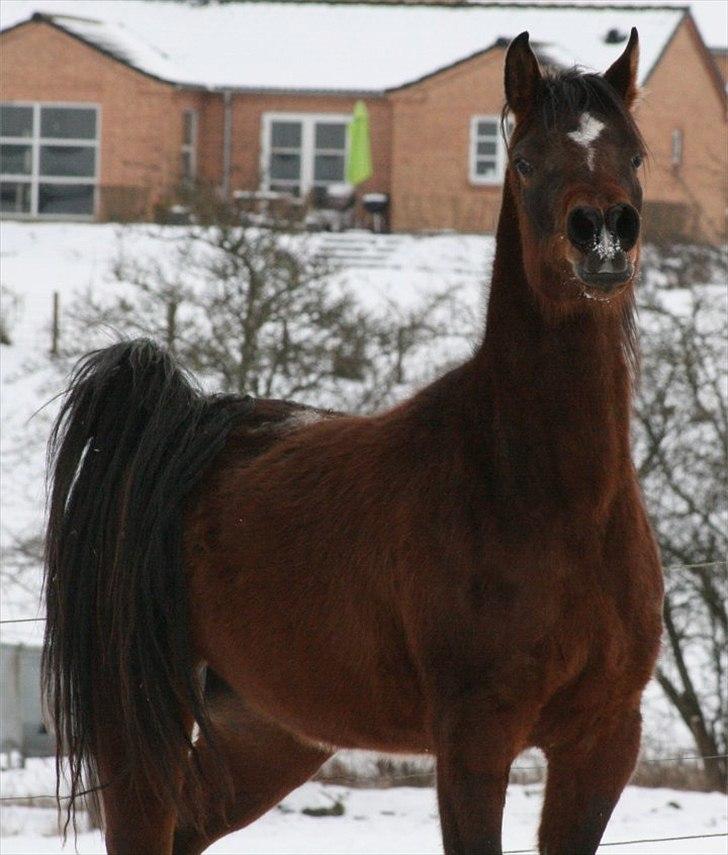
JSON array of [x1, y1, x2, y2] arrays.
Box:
[[469, 114, 508, 186], [181, 109, 198, 182], [0, 101, 101, 220], [260, 112, 350, 197]]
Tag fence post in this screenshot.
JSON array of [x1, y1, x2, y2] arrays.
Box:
[[50, 291, 59, 357], [166, 300, 177, 352]]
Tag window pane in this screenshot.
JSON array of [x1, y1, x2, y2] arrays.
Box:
[[41, 107, 96, 140], [314, 153, 345, 182], [40, 145, 95, 177], [671, 128, 683, 166], [181, 150, 194, 180], [0, 181, 31, 213], [183, 110, 196, 146], [271, 121, 301, 148], [477, 120, 498, 137], [1, 144, 32, 175], [476, 160, 496, 177], [477, 141, 496, 156], [1, 105, 33, 138], [315, 122, 346, 150], [270, 152, 300, 180], [38, 183, 94, 215]]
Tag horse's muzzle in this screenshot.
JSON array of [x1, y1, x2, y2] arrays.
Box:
[[566, 203, 640, 292], [576, 251, 634, 291]]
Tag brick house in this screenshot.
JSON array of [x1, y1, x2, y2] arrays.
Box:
[[0, 1, 725, 242], [711, 46, 728, 85]]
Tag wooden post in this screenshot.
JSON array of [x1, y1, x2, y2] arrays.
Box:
[[50, 291, 59, 357], [166, 300, 177, 352]]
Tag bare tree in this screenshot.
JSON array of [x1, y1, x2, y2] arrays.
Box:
[[62, 213, 472, 414], [634, 247, 727, 791]]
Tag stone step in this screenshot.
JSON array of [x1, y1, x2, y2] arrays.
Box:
[[315, 233, 401, 269]]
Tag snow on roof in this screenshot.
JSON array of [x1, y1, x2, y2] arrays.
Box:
[[38, 11, 191, 83], [0, 1, 686, 94]]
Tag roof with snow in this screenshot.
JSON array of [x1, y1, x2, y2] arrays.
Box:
[[0, 1, 688, 94]]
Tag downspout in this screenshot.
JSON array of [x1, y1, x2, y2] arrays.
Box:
[[222, 89, 232, 201]]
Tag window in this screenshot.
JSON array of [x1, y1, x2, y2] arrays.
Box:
[[0, 103, 99, 218], [262, 113, 349, 197], [181, 109, 198, 182], [671, 128, 684, 168], [268, 119, 302, 196], [469, 115, 508, 186]]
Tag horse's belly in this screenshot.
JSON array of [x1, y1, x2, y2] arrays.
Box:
[[217, 646, 430, 754], [194, 573, 430, 753], [269, 652, 430, 753]]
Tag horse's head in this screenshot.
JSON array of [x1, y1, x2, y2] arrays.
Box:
[[503, 29, 645, 308]]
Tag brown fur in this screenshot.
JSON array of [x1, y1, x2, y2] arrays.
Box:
[[55, 33, 663, 855]]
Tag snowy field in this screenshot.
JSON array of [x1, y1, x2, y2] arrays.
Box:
[[1, 760, 726, 854], [1, 223, 725, 851]]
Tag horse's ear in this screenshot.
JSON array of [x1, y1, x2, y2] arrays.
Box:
[[604, 27, 640, 108], [504, 32, 542, 119]]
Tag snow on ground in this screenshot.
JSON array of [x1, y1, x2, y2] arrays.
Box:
[[0, 763, 726, 853]]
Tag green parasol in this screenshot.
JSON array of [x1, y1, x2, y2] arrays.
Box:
[[346, 100, 373, 185]]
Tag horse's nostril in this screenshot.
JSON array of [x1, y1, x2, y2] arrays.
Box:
[[567, 207, 603, 251], [606, 204, 640, 251]]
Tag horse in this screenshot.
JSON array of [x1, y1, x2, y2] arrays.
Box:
[[43, 29, 663, 855]]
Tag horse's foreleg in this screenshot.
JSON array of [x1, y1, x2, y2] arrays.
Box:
[[434, 698, 527, 855], [172, 678, 331, 855], [436, 754, 509, 855], [538, 706, 642, 855]]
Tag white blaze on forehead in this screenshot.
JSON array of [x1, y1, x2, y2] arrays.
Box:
[[567, 113, 605, 172]]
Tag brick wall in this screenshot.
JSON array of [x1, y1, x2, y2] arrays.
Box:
[[637, 18, 727, 244], [389, 47, 506, 233], [710, 50, 728, 85], [0, 20, 187, 219]]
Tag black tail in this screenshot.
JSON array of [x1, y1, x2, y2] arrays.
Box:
[[43, 339, 246, 829]]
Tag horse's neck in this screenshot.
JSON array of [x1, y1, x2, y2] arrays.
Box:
[[470, 183, 633, 514]]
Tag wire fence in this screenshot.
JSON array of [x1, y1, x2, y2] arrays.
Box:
[[317, 752, 728, 784], [1, 753, 726, 802], [503, 832, 728, 854], [2, 559, 725, 627]]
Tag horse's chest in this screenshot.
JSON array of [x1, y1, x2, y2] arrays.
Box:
[[531, 560, 662, 719], [491, 554, 658, 702], [549, 581, 631, 679]]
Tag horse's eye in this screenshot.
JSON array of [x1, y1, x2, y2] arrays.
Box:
[[631, 154, 643, 169], [514, 158, 532, 177]]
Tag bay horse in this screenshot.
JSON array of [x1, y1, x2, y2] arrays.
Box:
[[43, 30, 663, 855]]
